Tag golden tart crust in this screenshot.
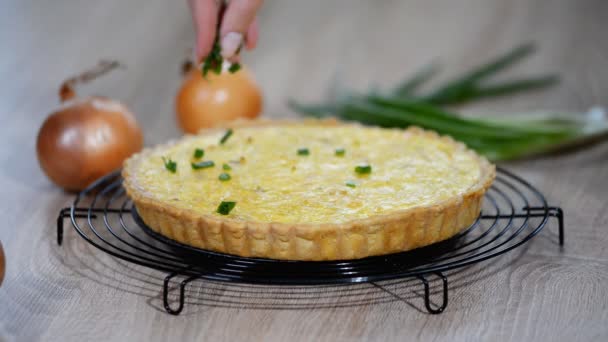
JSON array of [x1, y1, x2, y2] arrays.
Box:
[[122, 119, 495, 261]]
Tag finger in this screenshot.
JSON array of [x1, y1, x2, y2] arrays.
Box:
[[225, 20, 256, 62], [188, 0, 219, 63], [227, 55, 241, 64], [245, 18, 259, 50], [219, 0, 263, 59]]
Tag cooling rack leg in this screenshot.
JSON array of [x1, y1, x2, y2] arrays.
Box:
[[56, 208, 71, 246], [417, 272, 448, 314], [163, 272, 184, 315], [524, 206, 565, 246], [56, 207, 100, 247], [163, 272, 201, 315], [550, 207, 565, 246]]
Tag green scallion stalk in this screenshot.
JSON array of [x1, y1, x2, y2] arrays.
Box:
[[289, 43, 608, 161]]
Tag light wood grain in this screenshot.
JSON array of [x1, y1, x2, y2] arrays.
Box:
[[1, 0, 607, 341]]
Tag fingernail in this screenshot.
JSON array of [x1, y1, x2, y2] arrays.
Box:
[[220, 32, 244, 59]]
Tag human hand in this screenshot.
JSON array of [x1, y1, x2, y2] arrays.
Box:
[[188, 0, 263, 63]]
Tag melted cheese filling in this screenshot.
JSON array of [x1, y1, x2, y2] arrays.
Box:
[[132, 125, 481, 224]]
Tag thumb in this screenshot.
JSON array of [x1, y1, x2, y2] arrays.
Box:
[[219, 0, 263, 60]]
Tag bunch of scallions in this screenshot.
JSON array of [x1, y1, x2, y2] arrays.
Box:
[[289, 43, 608, 161]]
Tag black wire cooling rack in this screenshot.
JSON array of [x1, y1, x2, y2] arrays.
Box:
[[56, 167, 563, 315]]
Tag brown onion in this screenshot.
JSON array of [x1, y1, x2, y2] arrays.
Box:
[[176, 62, 262, 133], [36, 61, 143, 191]]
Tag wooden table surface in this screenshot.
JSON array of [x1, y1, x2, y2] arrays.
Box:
[[1, 0, 607, 341]]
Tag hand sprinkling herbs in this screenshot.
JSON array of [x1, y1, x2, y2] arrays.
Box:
[[188, 0, 264, 77]]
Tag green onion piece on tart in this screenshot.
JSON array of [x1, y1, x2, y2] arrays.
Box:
[[355, 164, 372, 174], [218, 173, 231, 181], [193, 148, 204, 159], [335, 148, 346, 156], [228, 63, 241, 73], [297, 148, 310, 156], [345, 180, 357, 188], [217, 201, 236, 215], [220, 129, 233, 145], [222, 163, 232, 171], [191, 160, 215, 170], [162, 157, 177, 173]]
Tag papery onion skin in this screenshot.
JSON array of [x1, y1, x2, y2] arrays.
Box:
[[176, 66, 262, 133], [36, 97, 143, 191]]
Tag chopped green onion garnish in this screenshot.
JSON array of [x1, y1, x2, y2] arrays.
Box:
[[201, 38, 222, 77], [220, 129, 233, 145], [162, 157, 177, 173], [217, 201, 236, 215], [297, 148, 310, 156], [222, 163, 232, 171], [228, 63, 241, 73], [218, 173, 231, 181], [191, 160, 215, 170], [345, 180, 357, 188], [193, 148, 204, 159], [355, 164, 372, 174], [335, 148, 346, 156]]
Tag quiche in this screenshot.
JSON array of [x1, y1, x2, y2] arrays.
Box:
[[123, 119, 495, 261]]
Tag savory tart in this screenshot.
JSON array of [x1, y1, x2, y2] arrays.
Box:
[[123, 119, 495, 261]]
